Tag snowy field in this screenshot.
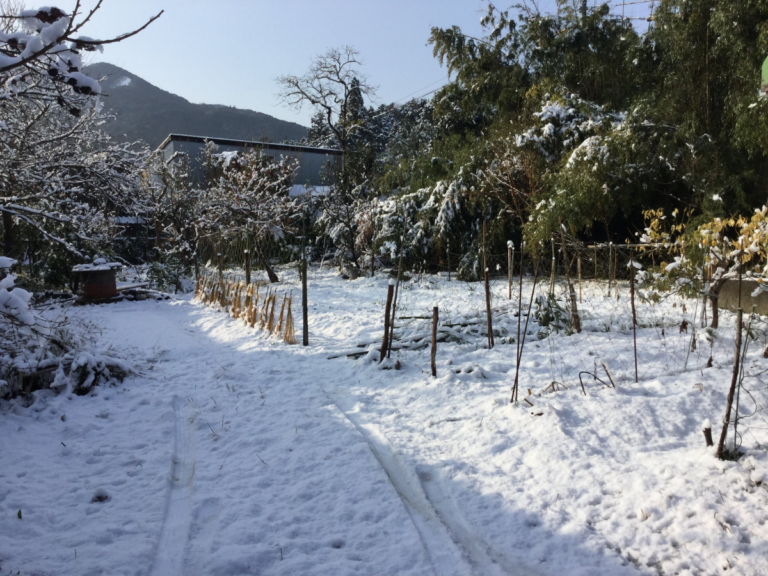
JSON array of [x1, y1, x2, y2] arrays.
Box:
[[1, 267, 768, 576]]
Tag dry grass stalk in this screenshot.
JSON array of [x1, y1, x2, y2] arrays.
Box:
[[243, 285, 252, 323], [237, 282, 245, 318], [219, 279, 228, 308], [250, 287, 260, 327], [284, 296, 296, 344], [275, 295, 287, 336], [266, 295, 276, 332], [232, 283, 241, 318], [259, 291, 271, 330], [240, 284, 251, 323]]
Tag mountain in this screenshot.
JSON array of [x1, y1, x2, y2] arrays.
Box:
[[83, 63, 307, 149]]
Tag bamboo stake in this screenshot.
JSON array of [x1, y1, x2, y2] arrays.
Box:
[[716, 309, 743, 460], [380, 280, 395, 362], [431, 306, 438, 377], [516, 242, 525, 368], [701, 244, 708, 328], [578, 256, 582, 303], [512, 263, 540, 404], [388, 208, 407, 358], [558, 221, 580, 333], [484, 267, 494, 349], [630, 250, 638, 383], [302, 250, 309, 346], [508, 241, 514, 300], [549, 238, 556, 296], [614, 246, 619, 302], [608, 242, 613, 297], [594, 245, 598, 281]]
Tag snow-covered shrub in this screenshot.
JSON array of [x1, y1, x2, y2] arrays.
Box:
[[68, 351, 130, 396], [0, 258, 131, 399]]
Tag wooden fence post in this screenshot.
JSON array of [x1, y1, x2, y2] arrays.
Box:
[[301, 252, 309, 346], [614, 247, 619, 302], [431, 306, 438, 377], [380, 280, 395, 362], [244, 249, 251, 285]]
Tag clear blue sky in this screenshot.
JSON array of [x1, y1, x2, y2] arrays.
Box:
[[56, 0, 652, 127]]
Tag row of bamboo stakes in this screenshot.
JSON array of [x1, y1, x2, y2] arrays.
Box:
[[194, 274, 296, 345]]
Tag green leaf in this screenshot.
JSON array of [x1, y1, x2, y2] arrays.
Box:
[[17, 509, 21, 519]]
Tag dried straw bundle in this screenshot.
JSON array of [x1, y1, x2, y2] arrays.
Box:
[[283, 296, 296, 345]]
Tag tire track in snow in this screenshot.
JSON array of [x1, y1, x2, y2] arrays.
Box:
[[187, 497, 221, 576], [327, 391, 534, 576], [150, 395, 196, 576]]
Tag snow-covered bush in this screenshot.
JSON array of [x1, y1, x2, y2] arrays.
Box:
[[0, 257, 130, 399]]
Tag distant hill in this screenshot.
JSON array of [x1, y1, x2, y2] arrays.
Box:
[[84, 62, 307, 149]]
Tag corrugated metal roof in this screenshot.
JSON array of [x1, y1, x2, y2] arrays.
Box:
[[158, 134, 343, 156]]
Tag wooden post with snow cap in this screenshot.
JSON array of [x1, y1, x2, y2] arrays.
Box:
[[431, 306, 438, 377], [244, 249, 251, 285], [217, 252, 224, 282], [508, 241, 514, 300], [380, 279, 395, 362]]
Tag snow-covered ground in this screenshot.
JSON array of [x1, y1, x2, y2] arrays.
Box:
[[1, 267, 767, 575]]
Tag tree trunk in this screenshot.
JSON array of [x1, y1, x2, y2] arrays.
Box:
[[709, 278, 726, 329], [255, 242, 279, 283], [155, 219, 162, 249]]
